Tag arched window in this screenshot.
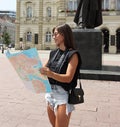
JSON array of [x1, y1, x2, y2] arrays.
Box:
[[47, 7, 51, 17], [101, 28, 109, 53], [116, 28, 120, 53], [46, 31, 51, 42], [27, 32, 32, 42], [67, 0, 77, 11], [26, 6, 32, 18], [102, 0, 109, 10], [116, 0, 120, 10]]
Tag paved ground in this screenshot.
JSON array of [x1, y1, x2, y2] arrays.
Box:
[[0, 49, 120, 127]]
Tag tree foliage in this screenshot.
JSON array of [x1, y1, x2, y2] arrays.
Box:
[[3, 32, 11, 46]]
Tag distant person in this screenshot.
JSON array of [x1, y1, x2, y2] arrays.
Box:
[[20, 41, 24, 50], [2, 46, 4, 54], [40, 24, 82, 127]]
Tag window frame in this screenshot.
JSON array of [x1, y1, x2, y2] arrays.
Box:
[[45, 31, 51, 42], [26, 31, 32, 42]]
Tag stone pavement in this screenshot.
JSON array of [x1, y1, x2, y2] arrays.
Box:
[[0, 49, 120, 127]]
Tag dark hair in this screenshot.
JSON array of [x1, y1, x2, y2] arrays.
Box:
[[52, 24, 75, 49]]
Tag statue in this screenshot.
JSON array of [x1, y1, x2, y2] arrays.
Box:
[[74, 0, 103, 28]]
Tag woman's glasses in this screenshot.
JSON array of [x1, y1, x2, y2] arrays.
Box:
[[52, 32, 59, 37]]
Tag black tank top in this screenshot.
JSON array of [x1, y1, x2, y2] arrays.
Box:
[[47, 48, 82, 91]]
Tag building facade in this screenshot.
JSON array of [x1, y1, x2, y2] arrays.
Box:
[[0, 11, 16, 45], [16, 0, 120, 53]]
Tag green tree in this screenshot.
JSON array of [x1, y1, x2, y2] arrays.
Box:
[[3, 32, 11, 46]]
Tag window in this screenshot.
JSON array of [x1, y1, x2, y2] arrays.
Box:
[[3, 26, 7, 32], [47, 7, 51, 17], [26, 6, 32, 18], [67, 0, 77, 11], [0, 25, 2, 40], [46, 31, 51, 42], [102, 0, 109, 10], [27, 32, 32, 42], [116, 0, 120, 10], [0, 24, 1, 33]]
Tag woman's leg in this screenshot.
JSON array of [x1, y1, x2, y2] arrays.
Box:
[[47, 105, 56, 127], [55, 104, 71, 127]]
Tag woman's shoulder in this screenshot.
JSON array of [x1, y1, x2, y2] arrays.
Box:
[[68, 49, 80, 57], [68, 49, 82, 65], [50, 48, 58, 53], [49, 48, 59, 57]]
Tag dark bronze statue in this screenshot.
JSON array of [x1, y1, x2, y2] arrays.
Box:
[[74, 0, 103, 28]]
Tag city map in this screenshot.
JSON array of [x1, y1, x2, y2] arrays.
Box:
[[6, 48, 51, 93]]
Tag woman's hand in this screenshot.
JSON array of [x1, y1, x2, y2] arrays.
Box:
[[39, 67, 53, 78]]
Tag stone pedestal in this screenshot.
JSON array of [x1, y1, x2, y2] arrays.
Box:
[[72, 29, 102, 70]]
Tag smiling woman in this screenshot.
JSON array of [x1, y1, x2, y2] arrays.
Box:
[[40, 24, 82, 127], [0, 0, 16, 11]]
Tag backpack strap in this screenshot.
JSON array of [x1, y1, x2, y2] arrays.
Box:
[[48, 48, 69, 73], [49, 49, 59, 65], [55, 49, 69, 73]]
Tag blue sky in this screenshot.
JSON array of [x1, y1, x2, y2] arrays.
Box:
[[0, 0, 16, 11]]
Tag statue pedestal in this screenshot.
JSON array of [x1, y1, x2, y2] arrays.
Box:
[[72, 29, 102, 70], [72, 29, 120, 81]]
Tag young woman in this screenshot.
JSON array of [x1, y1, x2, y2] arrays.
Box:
[[40, 24, 81, 127]]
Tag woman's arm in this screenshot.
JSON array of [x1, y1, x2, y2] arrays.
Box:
[[40, 53, 78, 83]]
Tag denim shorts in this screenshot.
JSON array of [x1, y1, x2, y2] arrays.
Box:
[[45, 85, 75, 115]]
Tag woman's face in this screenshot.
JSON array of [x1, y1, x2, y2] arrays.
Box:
[[52, 28, 64, 47]]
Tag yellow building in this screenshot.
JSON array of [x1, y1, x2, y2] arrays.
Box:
[[15, 0, 120, 53]]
